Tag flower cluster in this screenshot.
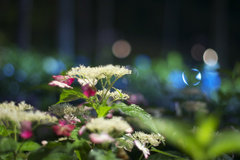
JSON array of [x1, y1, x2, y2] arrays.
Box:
[[97, 89, 130, 101], [132, 131, 165, 146], [49, 103, 84, 117], [0, 101, 58, 128], [116, 131, 165, 159], [67, 64, 131, 81], [0, 101, 33, 111], [85, 116, 133, 135]]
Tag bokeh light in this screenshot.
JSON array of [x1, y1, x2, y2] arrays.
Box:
[[134, 54, 151, 71], [191, 44, 205, 61], [182, 68, 202, 86], [203, 48, 218, 66], [201, 69, 221, 97], [112, 40, 131, 58], [3, 63, 15, 77], [168, 70, 186, 89], [43, 57, 65, 75]]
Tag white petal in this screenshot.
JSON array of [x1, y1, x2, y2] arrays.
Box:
[[49, 81, 73, 89], [134, 140, 150, 159], [89, 133, 115, 143]]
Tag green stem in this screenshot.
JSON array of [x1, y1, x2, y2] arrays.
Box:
[[14, 125, 17, 142], [138, 153, 143, 160], [12, 151, 17, 160], [100, 76, 122, 104], [151, 147, 186, 160]]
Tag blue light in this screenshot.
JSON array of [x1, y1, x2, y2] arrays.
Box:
[[135, 54, 151, 70], [3, 63, 15, 77], [201, 70, 221, 97], [57, 60, 66, 73], [43, 57, 59, 75], [168, 70, 186, 89]]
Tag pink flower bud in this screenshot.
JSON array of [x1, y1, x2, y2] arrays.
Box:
[[82, 84, 96, 98]]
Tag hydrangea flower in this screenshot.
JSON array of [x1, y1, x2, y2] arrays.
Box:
[[134, 140, 150, 159], [89, 133, 115, 144], [52, 120, 75, 137], [85, 117, 133, 135], [20, 121, 33, 139], [67, 64, 131, 80], [78, 78, 98, 87], [48, 75, 74, 89], [82, 84, 96, 98]]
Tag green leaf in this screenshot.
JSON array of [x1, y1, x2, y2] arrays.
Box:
[[207, 132, 240, 158], [17, 141, 41, 152], [70, 127, 80, 140], [71, 139, 91, 160], [88, 149, 121, 160], [56, 89, 86, 104], [28, 142, 78, 160], [113, 103, 157, 133], [0, 138, 17, 153], [150, 147, 187, 160], [196, 115, 219, 147], [74, 150, 81, 160], [96, 106, 112, 118], [0, 125, 13, 137], [153, 119, 203, 159]]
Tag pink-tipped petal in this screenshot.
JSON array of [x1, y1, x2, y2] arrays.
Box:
[[49, 81, 73, 89], [63, 77, 75, 85], [89, 133, 115, 144], [20, 121, 32, 131], [52, 75, 65, 81], [125, 127, 134, 133], [82, 84, 96, 98], [134, 140, 150, 159], [78, 125, 86, 136], [52, 123, 75, 137], [20, 130, 33, 139]]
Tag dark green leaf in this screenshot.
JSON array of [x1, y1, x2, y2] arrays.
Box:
[[17, 141, 41, 152], [71, 139, 91, 160], [28, 142, 78, 160], [56, 89, 86, 104], [0, 138, 17, 153], [88, 149, 121, 160], [113, 103, 157, 133]]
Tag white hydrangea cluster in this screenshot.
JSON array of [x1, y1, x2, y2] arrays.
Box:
[[0, 101, 33, 111], [0, 101, 57, 128], [67, 64, 131, 81], [132, 131, 165, 146], [86, 116, 132, 135], [97, 89, 129, 101], [48, 103, 84, 117]]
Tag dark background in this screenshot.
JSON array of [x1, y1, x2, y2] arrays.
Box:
[[0, 0, 239, 69]]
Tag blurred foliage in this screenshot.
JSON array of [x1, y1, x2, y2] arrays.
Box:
[[150, 113, 240, 160], [0, 48, 73, 109]]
